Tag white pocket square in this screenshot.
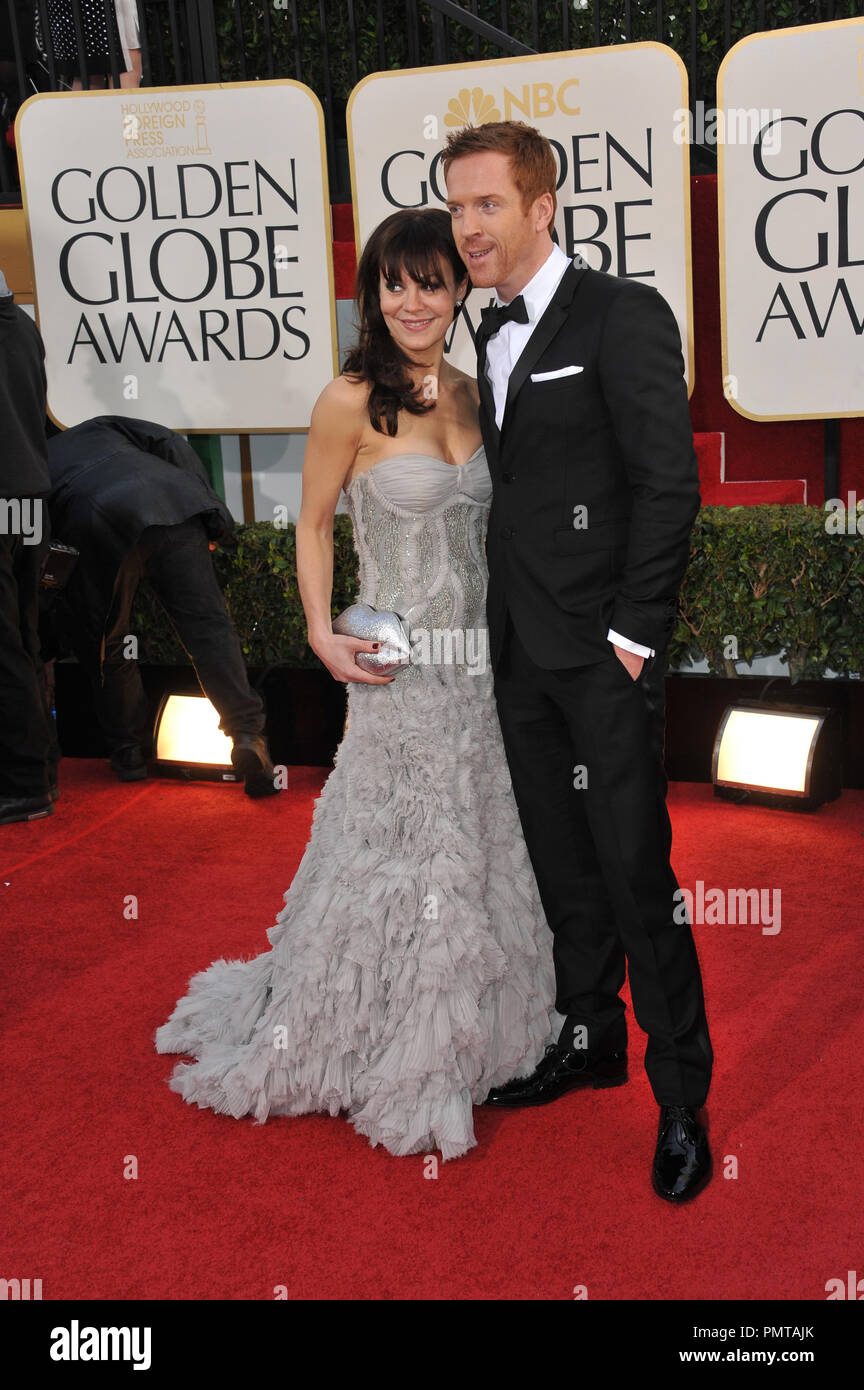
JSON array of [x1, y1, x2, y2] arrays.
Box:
[[530, 365, 584, 381]]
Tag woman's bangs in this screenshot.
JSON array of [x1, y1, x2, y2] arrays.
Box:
[[380, 225, 449, 288]]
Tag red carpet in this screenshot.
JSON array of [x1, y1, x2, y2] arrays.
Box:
[[694, 431, 807, 506], [2, 761, 861, 1301]]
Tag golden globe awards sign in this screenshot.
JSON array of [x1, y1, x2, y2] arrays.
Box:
[[15, 81, 337, 431], [347, 44, 694, 389], [718, 17, 864, 420]]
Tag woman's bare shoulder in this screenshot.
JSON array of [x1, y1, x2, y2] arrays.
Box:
[[316, 372, 369, 412], [312, 373, 370, 434]]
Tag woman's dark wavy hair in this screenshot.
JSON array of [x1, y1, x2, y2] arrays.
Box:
[[342, 208, 469, 436]]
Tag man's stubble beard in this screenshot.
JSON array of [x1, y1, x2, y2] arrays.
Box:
[[460, 255, 500, 292]]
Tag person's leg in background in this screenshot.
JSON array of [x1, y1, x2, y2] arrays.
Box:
[[60, 549, 151, 781], [140, 519, 278, 798], [0, 525, 53, 823], [21, 509, 61, 797], [98, 549, 152, 780]]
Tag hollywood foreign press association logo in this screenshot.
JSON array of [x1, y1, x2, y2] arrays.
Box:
[[120, 95, 211, 160]]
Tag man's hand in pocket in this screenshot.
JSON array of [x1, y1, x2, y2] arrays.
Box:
[[612, 644, 644, 681]]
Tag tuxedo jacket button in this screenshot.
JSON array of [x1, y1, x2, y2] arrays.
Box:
[[502, 472, 515, 483]]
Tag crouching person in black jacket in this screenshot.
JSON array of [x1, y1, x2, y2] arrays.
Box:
[[46, 415, 278, 798]]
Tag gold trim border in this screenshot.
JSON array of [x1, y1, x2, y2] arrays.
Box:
[[717, 16, 864, 422], [13, 79, 338, 435]]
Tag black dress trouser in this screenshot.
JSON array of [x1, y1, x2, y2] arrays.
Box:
[[493, 618, 713, 1109], [0, 526, 53, 798], [66, 518, 265, 753]]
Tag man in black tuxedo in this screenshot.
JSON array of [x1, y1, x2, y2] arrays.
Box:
[[443, 122, 713, 1202]]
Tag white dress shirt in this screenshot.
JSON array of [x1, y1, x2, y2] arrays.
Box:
[[484, 244, 653, 660]]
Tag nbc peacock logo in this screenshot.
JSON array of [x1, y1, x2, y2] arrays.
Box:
[[442, 79, 581, 126], [443, 87, 501, 129]]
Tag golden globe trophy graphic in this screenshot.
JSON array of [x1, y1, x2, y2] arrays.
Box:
[[194, 99, 211, 155]]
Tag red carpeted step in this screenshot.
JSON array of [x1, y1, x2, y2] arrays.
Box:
[[701, 479, 808, 505], [695, 431, 724, 487], [695, 431, 807, 505]]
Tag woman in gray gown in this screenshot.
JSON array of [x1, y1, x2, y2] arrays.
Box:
[[155, 209, 558, 1160]]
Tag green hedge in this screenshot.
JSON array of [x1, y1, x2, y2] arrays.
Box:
[[132, 505, 864, 680], [676, 505, 863, 679]]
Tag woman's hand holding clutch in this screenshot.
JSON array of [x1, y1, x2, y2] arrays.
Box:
[[311, 632, 396, 685]]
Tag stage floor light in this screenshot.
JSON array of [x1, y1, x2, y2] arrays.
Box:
[[712, 702, 841, 810], [153, 693, 240, 783]]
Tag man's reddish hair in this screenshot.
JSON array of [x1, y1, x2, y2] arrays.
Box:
[[441, 121, 557, 220]]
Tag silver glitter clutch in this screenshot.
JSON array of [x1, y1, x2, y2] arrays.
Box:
[[331, 602, 412, 675]]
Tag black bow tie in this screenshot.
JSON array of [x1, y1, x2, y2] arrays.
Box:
[[480, 294, 529, 337]]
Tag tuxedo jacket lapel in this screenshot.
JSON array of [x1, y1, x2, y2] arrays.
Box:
[[475, 327, 499, 468], [500, 262, 586, 437]]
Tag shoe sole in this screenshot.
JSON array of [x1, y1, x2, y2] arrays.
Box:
[[244, 773, 280, 798], [0, 804, 54, 825], [486, 1068, 629, 1108], [112, 768, 148, 782]]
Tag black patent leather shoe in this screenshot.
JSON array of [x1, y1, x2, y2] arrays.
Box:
[[0, 794, 54, 826], [485, 1043, 628, 1108], [652, 1105, 711, 1203]]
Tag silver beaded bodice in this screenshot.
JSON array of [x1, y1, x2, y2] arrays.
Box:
[[343, 449, 491, 636]]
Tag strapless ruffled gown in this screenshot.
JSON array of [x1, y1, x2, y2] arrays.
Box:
[[155, 448, 559, 1159]]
